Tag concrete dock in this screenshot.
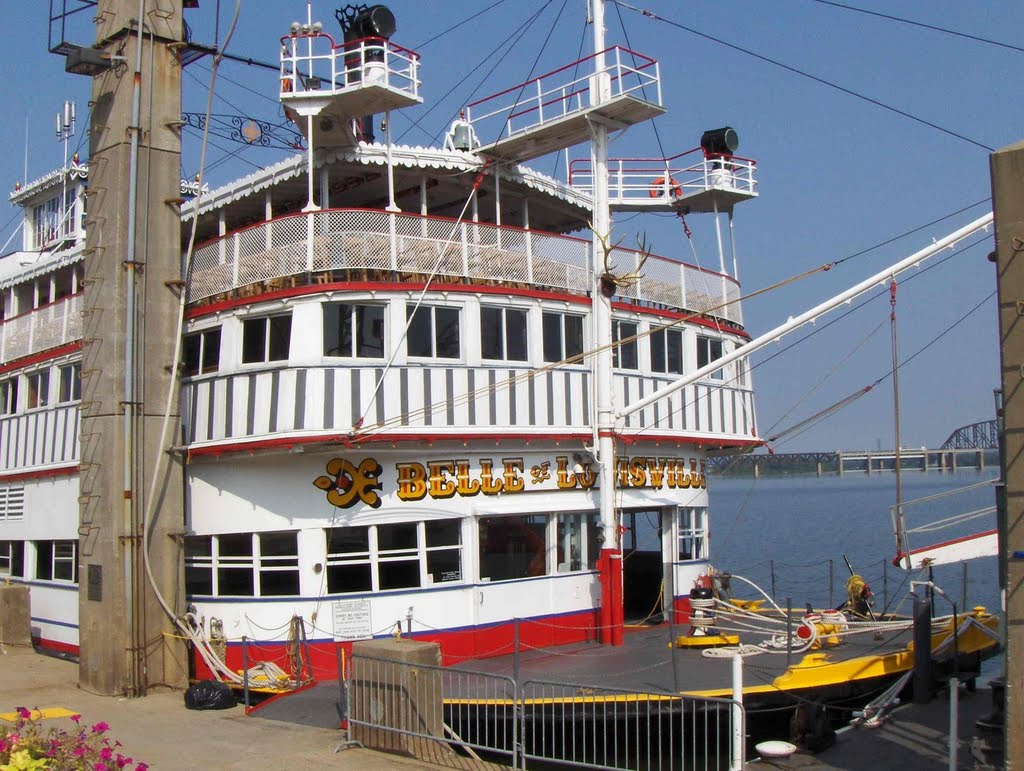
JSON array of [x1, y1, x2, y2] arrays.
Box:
[[0, 646, 450, 770]]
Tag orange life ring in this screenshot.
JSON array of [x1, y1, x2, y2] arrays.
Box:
[[649, 176, 682, 198], [281, 77, 293, 93]]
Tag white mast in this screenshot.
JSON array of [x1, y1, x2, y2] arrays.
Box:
[[590, 0, 623, 646]]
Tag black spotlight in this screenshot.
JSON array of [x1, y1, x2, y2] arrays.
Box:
[[336, 4, 396, 40], [700, 127, 739, 157]]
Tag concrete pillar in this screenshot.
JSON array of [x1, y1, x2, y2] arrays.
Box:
[[816, 461, 822, 477], [350, 639, 454, 765], [866, 454, 872, 475], [952, 451, 958, 472], [991, 139, 1024, 765], [78, 0, 187, 695], [0, 585, 32, 647], [753, 463, 759, 479]]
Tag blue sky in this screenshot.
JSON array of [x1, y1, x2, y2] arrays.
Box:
[[4, 0, 1020, 452]]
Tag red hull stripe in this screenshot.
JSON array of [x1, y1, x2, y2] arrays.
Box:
[[0, 465, 79, 483]]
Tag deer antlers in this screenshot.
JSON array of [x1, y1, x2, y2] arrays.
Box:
[[592, 222, 651, 297]]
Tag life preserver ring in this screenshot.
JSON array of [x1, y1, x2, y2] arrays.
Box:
[[281, 77, 293, 93], [649, 176, 682, 198]]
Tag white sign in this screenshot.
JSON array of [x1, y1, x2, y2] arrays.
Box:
[[333, 598, 372, 640]]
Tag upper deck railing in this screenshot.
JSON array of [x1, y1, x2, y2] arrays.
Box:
[[185, 209, 743, 325], [569, 149, 758, 205], [465, 46, 662, 145], [0, 294, 82, 364], [279, 31, 420, 103]]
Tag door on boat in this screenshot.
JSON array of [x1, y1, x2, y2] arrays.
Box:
[[621, 508, 668, 624]]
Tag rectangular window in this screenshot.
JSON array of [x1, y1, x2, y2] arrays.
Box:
[[0, 541, 24, 577], [0, 486, 25, 520], [26, 370, 50, 410], [0, 378, 18, 414], [542, 312, 584, 363], [696, 335, 724, 380], [184, 536, 213, 596], [35, 540, 77, 583], [183, 328, 221, 376], [678, 507, 708, 561], [407, 305, 460, 359], [479, 514, 548, 581], [258, 532, 300, 596], [242, 314, 292, 364], [216, 533, 255, 596], [650, 327, 684, 374], [58, 363, 82, 403], [556, 514, 583, 573], [323, 303, 385, 358], [481, 307, 528, 362], [612, 320, 638, 370], [326, 526, 373, 594], [325, 520, 464, 593]]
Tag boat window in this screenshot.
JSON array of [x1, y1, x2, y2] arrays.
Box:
[[0, 541, 24, 577], [556, 514, 583, 572], [377, 523, 420, 591], [542, 312, 584, 363], [323, 303, 385, 358], [696, 335, 724, 380], [242, 314, 292, 364], [612, 320, 638, 370], [184, 536, 214, 596], [587, 513, 601, 570], [34, 540, 77, 583], [479, 514, 548, 581], [53, 265, 76, 302], [426, 520, 462, 584], [217, 533, 255, 596], [0, 378, 18, 415], [481, 306, 528, 362], [26, 370, 50, 410], [258, 532, 300, 596], [678, 507, 708, 561], [650, 326, 684, 374], [407, 305, 461, 359], [0, 486, 25, 521], [183, 328, 222, 376], [326, 526, 373, 594], [58, 363, 82, 403]]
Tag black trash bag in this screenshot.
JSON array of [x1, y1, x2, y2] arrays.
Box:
[[184, 680, 237, 710]]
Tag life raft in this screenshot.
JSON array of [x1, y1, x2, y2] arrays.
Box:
[[649, 176, 682, 198]]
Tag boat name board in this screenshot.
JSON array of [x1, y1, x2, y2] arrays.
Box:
[[313, 455, 706, 509]]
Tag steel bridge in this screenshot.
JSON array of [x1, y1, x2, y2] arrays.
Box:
[[708, 419, 999, 475]]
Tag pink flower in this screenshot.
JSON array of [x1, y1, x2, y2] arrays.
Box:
[[134, 764, 149, 771], [0, 738, 8, 752], [91, 721, 110, 733], [74, 746, 88, 757], [101, 747, 113, 760], [16, 707, 31, 719], [95, 764, 108, 771], [115, 755, 131, 769], [71, 714, 82, 723]]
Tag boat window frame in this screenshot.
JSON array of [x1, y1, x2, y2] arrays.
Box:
[[677, 506, 708, 561], [480, 305, 529, 363], [183, 326, 222, 377], [57, 362, 82, 403], [322, 301, 387, 360], [0, 376, 19, 415], [541, 310, 585, 364], [405, 303, 462, 360], [0, 540, 24, 577], [183, 531, 301, 598], [25, 368, 51, 411], [696, 335, 724, 380], [650, 325, 684, 375], [612, 319, 639, 370], [34, 539, 78, 584], [241, 312, 293, 366]]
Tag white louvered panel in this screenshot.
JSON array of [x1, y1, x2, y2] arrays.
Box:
[[303, 368, 327, 432], [275, 370, 298, 432], [250, 372, 274, 435]]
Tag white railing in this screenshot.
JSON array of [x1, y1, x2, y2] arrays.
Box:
[[186, 210, 742, 325], [569, 148, 758, 203], [0, 294, 82, 364], [279, 32, 420, 102], [465, 46, 661, 143]]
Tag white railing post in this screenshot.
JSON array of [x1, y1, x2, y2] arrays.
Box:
[[731, 653, 744, 771], [231, 234, 239, 289]]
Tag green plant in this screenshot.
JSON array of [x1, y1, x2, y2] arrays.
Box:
[[0, 708, 147, 771]]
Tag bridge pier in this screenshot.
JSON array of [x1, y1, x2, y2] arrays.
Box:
[[816, 461, 822, 477], [753, 463, 760, 479]]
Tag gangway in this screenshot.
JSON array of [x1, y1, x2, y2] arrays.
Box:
[[569, 148, 758, 213], [466, 47, 665, 164]]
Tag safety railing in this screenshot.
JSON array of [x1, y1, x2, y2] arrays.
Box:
[[466, 46, 662, 143], [569, 149, 758, 203], [279, 31, 420, 101], [186, 209, 742, 325], [340, 651, 744, 770], [0, 294, 82, 364]]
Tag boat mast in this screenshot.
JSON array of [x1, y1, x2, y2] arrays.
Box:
[[590, 0, 624, 646]]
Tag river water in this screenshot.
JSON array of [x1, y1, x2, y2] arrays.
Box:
[[707, 468, 1000, 622]]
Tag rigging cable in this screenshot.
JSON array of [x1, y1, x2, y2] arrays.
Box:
[[808, 0, 1024, 55], [610, 0, 994, 152]]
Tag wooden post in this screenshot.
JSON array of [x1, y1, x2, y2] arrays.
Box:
[[991, 139, 1024, 765]]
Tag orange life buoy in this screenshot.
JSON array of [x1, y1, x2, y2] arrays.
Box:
[[649, 176, 682, 198], [281, 77, 293, 93]]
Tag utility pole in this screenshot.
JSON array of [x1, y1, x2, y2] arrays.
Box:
[[992, 140, 1024, 764], [77, 0, 187, 695]]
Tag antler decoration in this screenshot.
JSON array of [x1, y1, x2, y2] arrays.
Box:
[[592, 222, 651, 298]]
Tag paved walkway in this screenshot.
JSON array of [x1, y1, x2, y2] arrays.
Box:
[[0, 646, 461, 770]]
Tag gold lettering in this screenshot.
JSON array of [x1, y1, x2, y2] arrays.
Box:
[[455, 460, 481, 496], [555, 456, 577, 489], [480, 459, 503, 495], [616, 458, 630, 488], [428, 460, 456, 499], [503, 458, 525, 493], [628, 457, 648, 488], [647, 458, 666, 489], [396, 462, 427, 501]]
